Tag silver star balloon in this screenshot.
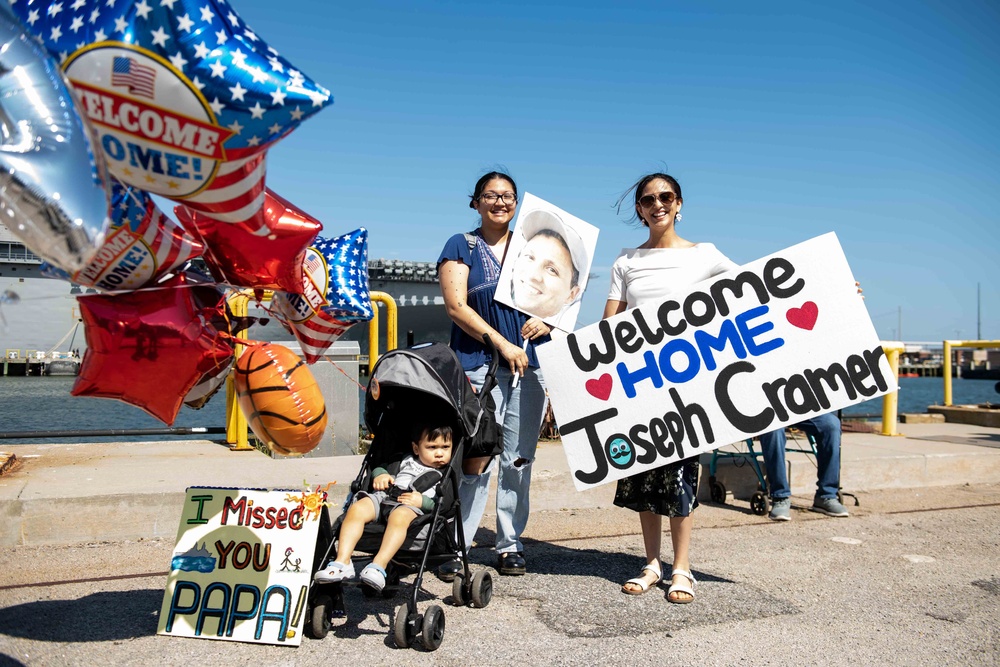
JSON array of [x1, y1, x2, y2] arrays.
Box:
[[0, 4, 110, 273]]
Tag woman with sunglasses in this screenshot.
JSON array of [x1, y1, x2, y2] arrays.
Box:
[[437, 170, 551, 577], [605, 172, 737, 603]]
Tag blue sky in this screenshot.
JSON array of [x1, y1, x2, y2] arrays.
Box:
[[4, 0, 998, 346], [228, 0, 998, 341]]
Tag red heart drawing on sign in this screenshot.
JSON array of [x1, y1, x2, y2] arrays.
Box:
[[585, 374, 613, 401], [786, 301, 819, 330]]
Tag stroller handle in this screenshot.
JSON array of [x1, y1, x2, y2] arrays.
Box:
[[481, 333, 500, 393]]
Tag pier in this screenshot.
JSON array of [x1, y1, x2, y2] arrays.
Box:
[[2, 352, 42, 377], [2, 350, 81, 377]]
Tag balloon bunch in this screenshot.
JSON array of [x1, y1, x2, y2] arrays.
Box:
[[2, 3, 373, 454]]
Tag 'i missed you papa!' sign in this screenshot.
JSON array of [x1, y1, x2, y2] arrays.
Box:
[[537, 233, 896, 491]]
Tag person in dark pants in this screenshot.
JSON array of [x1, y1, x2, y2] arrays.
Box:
[[759, 413, 849, 521]]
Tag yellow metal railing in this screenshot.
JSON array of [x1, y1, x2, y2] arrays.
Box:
[[225, 291, 253, 451], [879, 341, 905, 436], [223, 290, 397, 450], [367, 291, 398, 373], [942, 340, 1000, 406]]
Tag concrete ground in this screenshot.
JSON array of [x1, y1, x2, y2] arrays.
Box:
[[1, 421, 999, 665], [2, 421, 1000, 548], [1, 484, 998, 666]]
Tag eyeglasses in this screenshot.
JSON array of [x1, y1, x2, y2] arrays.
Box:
[[638, 191, 678, 208], [478, 192, 517, 205]]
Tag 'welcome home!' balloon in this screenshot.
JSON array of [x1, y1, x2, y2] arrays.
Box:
[[14, 0, 332, 232]]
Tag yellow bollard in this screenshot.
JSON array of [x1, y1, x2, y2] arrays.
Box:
[[226, 291, 252, 451], [880, 342, 904, 436], [942, 340, 953, 407]]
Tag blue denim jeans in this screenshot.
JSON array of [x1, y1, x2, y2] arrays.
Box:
[[758, 412, 842, 501], [459, 364, 547, 554]]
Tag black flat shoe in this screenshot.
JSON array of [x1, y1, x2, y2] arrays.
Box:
[[498, 552, 526, 576], [436, 558, 462, 582]]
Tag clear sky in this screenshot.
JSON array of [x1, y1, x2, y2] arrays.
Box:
[[5, 0, 999, 345], [226, 0, 998, 342]]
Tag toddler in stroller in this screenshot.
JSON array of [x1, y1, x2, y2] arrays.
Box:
[[314, 422, 454, 590], [308, 341, 498, 650]]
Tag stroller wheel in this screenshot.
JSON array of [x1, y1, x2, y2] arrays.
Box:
[[451, 572, 466, 606], [309, 594, 332, 639], [470, 569, 493, 608], [393, 602, 417, 648], [709, 477, 727, 504], [420, 605, 445, 651], [750, 491, 769, 516]]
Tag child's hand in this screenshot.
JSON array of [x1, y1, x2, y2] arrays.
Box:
[[397, 491, 423, 507], [372, 473, 394, 491]]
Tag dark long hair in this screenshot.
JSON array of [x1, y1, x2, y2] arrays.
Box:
[[469, 170, 518, 209], [615, 172, 683, 226]]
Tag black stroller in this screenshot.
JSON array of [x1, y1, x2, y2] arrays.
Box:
[[307, 337, 500, 650]]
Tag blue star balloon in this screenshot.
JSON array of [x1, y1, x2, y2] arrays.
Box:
[[12, 0, 332, 230], [271, 228, 373, 364]]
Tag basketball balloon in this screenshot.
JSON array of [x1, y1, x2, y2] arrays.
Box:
[[234, 344, 328, 456]]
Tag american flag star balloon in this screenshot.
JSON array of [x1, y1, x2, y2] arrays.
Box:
[[11, 0, 332, 233], [42, 180, 203, 291], [272, 228, 373, 364]]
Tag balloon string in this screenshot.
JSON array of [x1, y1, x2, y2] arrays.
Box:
[[321, 356, 369, 393]]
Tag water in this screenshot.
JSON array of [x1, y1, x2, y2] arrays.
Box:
[[841, 376, 999, 416], [0, 375, 997, 445], [0, 376, 228, 444]]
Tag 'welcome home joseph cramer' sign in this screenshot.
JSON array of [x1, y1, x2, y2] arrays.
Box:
[[537, 233, 896, 491]]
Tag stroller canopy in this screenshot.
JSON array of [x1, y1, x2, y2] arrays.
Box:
[[365, 343, 481, 441]]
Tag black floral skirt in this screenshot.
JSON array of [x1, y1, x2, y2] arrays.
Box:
[[613, 458, 700, 517]]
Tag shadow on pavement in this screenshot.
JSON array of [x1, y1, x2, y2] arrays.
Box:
[[0, 589, 162, 642], [461, 530, 801, 639]]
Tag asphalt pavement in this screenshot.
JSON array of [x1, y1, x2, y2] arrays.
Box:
[[1, 421, 999, 665]]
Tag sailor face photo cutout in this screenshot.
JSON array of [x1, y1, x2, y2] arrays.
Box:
[[496, 194, 598, 331]]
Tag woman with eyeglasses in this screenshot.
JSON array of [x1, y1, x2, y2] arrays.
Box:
[[605, 172, 737, 603], [436, 170, 551, 577]]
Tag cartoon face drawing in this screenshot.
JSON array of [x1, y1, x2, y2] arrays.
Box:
[[606, 437, 634, 469]]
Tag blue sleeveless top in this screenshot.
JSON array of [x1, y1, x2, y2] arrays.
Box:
[[437, 229, 548, 371]]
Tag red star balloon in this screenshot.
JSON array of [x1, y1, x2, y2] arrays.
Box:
[[175, 188, 321, 292], [72, 274, 236, 425]]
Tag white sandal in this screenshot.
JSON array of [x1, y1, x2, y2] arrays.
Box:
[[667, 568, 696, 604], [621, 562, 662, 596]]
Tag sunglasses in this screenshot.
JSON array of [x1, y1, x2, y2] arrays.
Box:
[[638, 191, 678, 208]]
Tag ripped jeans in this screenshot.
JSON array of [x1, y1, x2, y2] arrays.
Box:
[[460, 364, 547, 554]]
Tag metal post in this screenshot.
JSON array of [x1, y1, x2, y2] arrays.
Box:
[[367, 291, 398, 374], [367, 295, 379, 373], [943, 340, 953, 406], [880, 342, 904, 436], [225, 291, 251, 451]]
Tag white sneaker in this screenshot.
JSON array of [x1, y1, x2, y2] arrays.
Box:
[[314, 561, 355, 583]]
